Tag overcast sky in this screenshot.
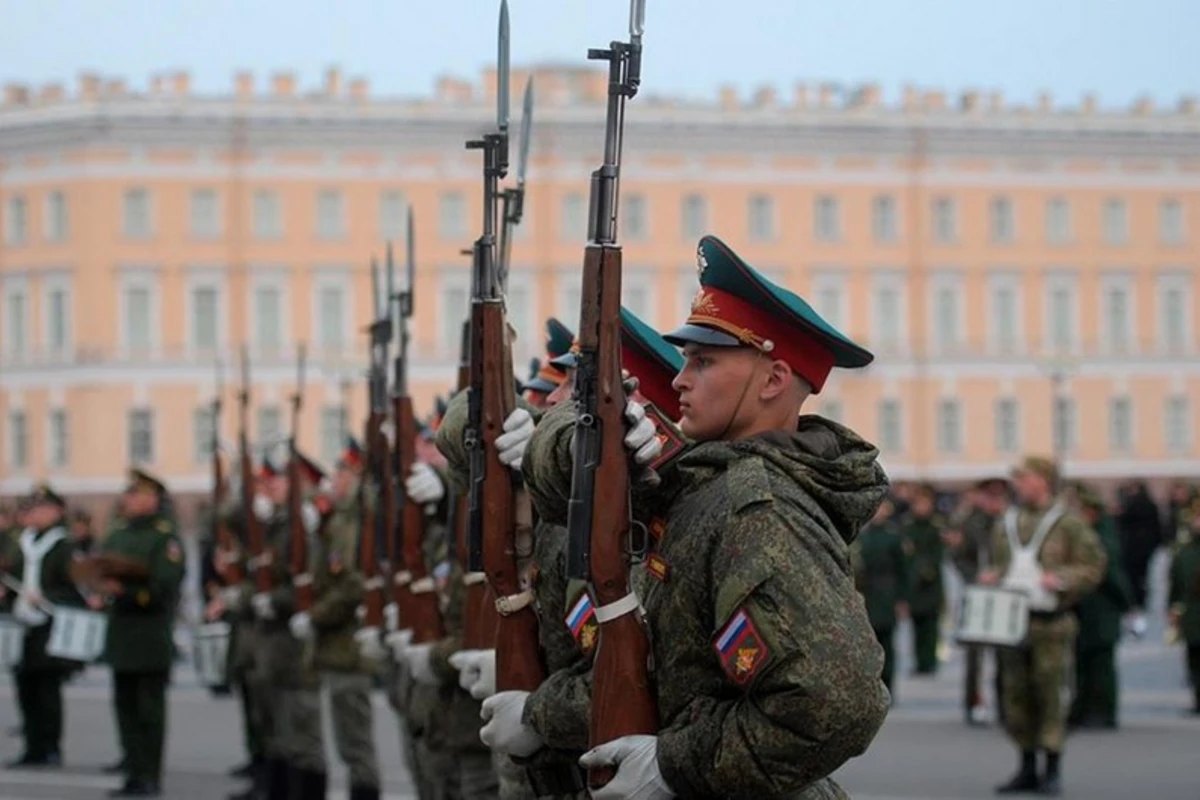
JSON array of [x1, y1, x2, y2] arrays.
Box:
[[1, 0, 1195, 109]]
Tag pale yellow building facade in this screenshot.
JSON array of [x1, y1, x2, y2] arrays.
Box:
[[1, 67, 1198, 506]]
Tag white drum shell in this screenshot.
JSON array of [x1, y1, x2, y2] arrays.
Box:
[[193, 622, 232, 687], [955, 585, 1030, 648], [0, 618, 25, 668], [46, 608, 108, 663]]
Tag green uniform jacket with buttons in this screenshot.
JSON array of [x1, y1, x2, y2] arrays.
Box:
[[1075, 514, 1134, 651], [851, 519, 911, 632], [1168, 538, 1200, 644], [899, 513, 945, 617], [311, 488, 368, 674], [101, 513, 186, 673]]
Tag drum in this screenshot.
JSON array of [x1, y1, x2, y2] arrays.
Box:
[[0, 617, 25, 668], [955, 585, 1030, 648], [46, 607, 108, 663], [193, 622, 232, 687]]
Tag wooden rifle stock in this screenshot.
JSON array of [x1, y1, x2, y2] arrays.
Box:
[[238, 350, 272, 594], [394, 395, 445, 643], [357, 410, 387, 629], [212, 433, 244, 586]]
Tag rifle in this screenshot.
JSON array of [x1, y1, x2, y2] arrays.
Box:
[[391, 214, 445, 643], [497, 76, 534, 292], [287, 344, 312, 612], [358, 258, 391, 630], [212, 359, 244, 585], [239, 346, 272, 594], [464, 0, 543, 691], [565, 0, 655, 786]]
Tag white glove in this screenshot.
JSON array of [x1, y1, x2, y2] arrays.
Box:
[[253, 494, 273, 522], [355, 626, 388, 662], [400, 642, 439, 687], [579, 735, 675, 800], [250, 592, 275, 621], [288, 611, 313, 641], [624, 401, 662, 466], [495, 408, 535, 471], [301, 501, 321, 534], [386, 628, 415, 660], [384, 602, 400, 633], [406, 462, 445, 505], [479, 690, 543, 757], [448, 648, 497, 700], [218, 585, 245, 612], [13, 597, 48, 627]]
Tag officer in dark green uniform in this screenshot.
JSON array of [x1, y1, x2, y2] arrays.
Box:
[[851, 496, 911, 696], [899, 483, 946, 675], [1166, 494, 1200, 715], [4, 484, 86, 768], [101, 468, 187, 797], [1068, 483, 1134, 729]]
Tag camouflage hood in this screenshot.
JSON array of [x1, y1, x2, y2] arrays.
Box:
[[677, 414, 889, 546]]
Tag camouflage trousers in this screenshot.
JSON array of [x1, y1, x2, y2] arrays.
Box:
[[449, 750, 500, 800], [999, 618, 1074, 752], [278, 687, 325, 774], [325, 671, 381, 789]]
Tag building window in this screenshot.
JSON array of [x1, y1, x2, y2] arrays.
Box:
[[4, 288, 27, 356], [821, 399, 843, 424], [8, 411, 28, 469], [320, 406, 347, 465], [190, 188, 222, 239], [317, 285, 345, 351], [45, 190, 68, 243], [561, 193, 586, 242], [1052, 396, 1076, 454], [442, 282, 469, 357], [623, 276, 651, 324], [622, 193, 647, 241], [815, 281, 844, 330], [124, 285, 153, 353], [1159, 281, 1190, 353], [748, 194, 775, 242], [46, 286, 70, 354], [872, 283, 903, 350], [49, 409, 69, 468], [253, 189, 283, 240], [990, 281, 1020, 353], [254, 285, 283, 354], [439, 191, 467, 241], [1108, 397, 1133, 454], [4, 195, 28, 246], [193, 406, 216, 465], [878, 400, 903, 453], [316, 189, 345, 240], [1046, 279, 1076, 351], [994, 398, 1020, 454], [990, 196, 1014, 244], [932, 280, 963, 351], [123, 187, 152, 239], [192, 286, 220, 352], [128, 409, 155, 464], [872, 195, 897, 243], [814, 195, 840, 242], [1159, 198, 1184, 245], [257, 406, 282, 444], [379, 189, 407, 241], [936, 399, 963, 454], [505, 277, 534, 359], [681, 194, 707, 240], [1102, 282, 1133, 353], [1046, 197, 1071, 245], [1102, 198, 1128, 245], [1165, 395, 1191, 453], [931, 196, 957, 243]]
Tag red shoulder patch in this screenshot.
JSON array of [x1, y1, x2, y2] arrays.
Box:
[[645, 553, 670, 583], [713, 608, 770, 686]]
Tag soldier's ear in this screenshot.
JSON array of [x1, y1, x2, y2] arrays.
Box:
[[757, 358, 796, 403]]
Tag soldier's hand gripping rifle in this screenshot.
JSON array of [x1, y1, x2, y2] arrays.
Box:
[[463, 0, 543, 690], [358, 258, 392, 631], [239, 347, 273, 594], [212, 359, 244, 585], [565, 0, 655, 787], [287, 344, 312, 612], [391, 220, 445, 643]]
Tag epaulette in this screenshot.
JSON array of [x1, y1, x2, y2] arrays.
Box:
[[155, 518, 174, 534], [726, 456, 774, 515]]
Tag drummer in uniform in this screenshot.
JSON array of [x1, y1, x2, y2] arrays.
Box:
[[3, 484, 86, 768], [97, 468, 186, 797], [979, 456, 1104, 796]]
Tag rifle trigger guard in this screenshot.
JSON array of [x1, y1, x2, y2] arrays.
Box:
[[628, 519, 649, 561]]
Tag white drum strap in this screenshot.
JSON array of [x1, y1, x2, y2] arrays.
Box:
[[594, 592, 643, 624], [1003, 501, 1065, 561], [19, 527, 66, 596]]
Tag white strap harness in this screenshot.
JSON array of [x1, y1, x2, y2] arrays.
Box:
[[1001, 501, 1065, 613]]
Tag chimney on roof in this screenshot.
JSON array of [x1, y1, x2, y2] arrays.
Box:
[[924, 90, 946, 111], [79, 72, 102, 101], [272, 72, 297, 98], [960, 90, 980, 112], [234, 71, 254, 99], [39, 83, 65, 103], [150, 74, 165, 96], [852, 83, 881, 109], [988, 91, 1004, 112], [172, 71, 191, 96], [1037, 91, 1053, 112], [903, 85, 920, 111], [752, 85, 777, 109], [1132, 95, 1153, 115], [1080, 93, 1097, 114], [817, 82, 837, 108], [719, 84, 739, 111], [1179, 95, 1198, 114], [348, 78, 369, 102], [435, 75, 472, 103], [105, 79, 128, 97], [792, 82, 810, 109], [3, 84, 30, 106], [324, 66, 342, 96]]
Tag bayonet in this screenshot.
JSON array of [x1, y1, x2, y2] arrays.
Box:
[[498, 0, 511, 135]]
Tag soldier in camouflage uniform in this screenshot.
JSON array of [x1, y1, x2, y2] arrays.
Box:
[[484, 238, 892, 799], [980, 456, 1105, 796], [850, 496, 910, 696], [898, 483, 946, 676], [290, 440, 382, 800]]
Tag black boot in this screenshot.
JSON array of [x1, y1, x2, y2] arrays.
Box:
[[304, 770, 328, 800], [1039, 751, 1062, 796], [995, 750, 1039, 794], [265, 758, 290, 800], [348, 786, 380, 800]]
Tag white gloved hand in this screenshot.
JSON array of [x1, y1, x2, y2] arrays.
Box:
[[579, 735, 675, 800], [623, 400, 662, 465], [448, 648, 497, 700], [218, 585, 244, 612], [400, 642, 439, 687], [301, 501, 321, 534], [355, 626, 388, 662], [495, 408, 535, 471], [406, 462, 445, 505], [252, 494, 273, 522], [479, 690, 543, 757], [288, 611, 313, 641], [250, 592, 275, 621], [386, 628, 415, 661], [13, 597, 48, 627], [383, 602, 400, 634]]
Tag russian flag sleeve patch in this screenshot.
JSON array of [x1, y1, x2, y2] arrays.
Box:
[[713, 607, 770, 685]]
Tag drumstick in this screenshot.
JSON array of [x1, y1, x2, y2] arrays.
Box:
[[1, 574, 58, 614]]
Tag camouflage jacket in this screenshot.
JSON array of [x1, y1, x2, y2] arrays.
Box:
[[311, 486, 368, 673], [523, 404, 892, 799], [991, 498, 1106, 611]]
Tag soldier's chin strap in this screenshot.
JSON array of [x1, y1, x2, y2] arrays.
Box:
[[713, 350, 765, 443]]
